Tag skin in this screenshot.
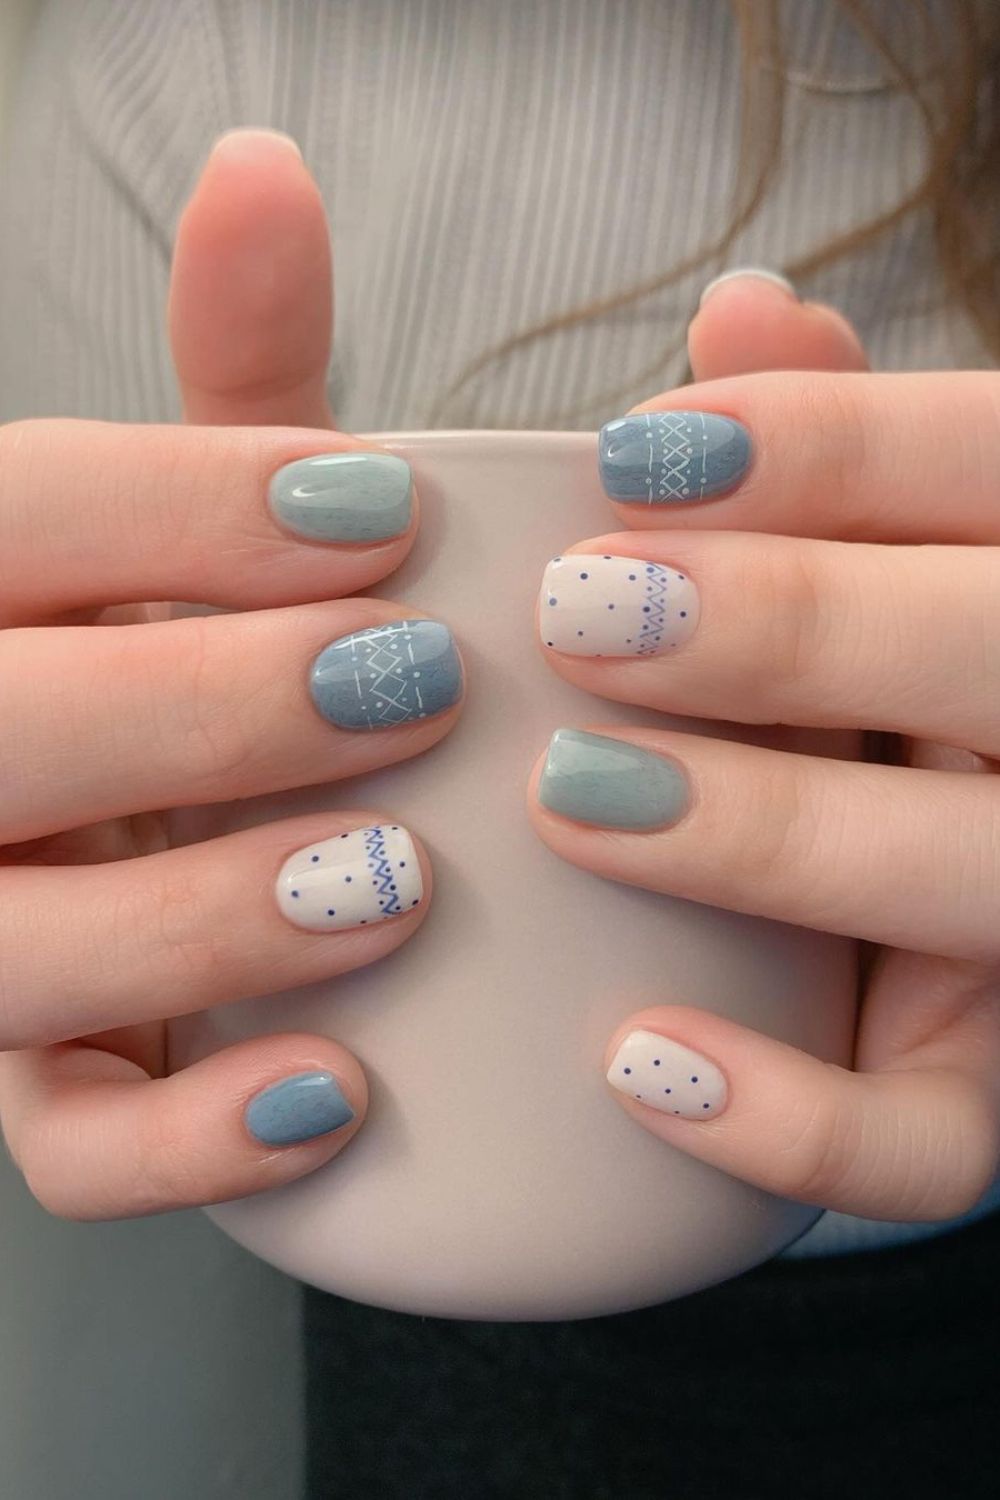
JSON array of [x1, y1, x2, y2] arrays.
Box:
[[0, 130, 453, 1219], [1, 135, 997, 1229], [531, 272, 1000, 1223]]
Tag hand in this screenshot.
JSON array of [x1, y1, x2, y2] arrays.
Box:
[[530, 272, 999, 1223], [0, 131, 461, 1218]]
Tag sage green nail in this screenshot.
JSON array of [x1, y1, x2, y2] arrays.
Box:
[[269, 452, 413, 543], [538, 728, 689, 830]]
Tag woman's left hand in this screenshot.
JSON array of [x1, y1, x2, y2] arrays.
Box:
[[529, 273, 1000, 1223]]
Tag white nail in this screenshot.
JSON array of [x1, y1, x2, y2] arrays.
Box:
[[606, 1030, 727, 1118], [540, 554, 699, 658], [698, 267, 796, 308], [276, 825, 422, 931], [211, 127, 303, 159]]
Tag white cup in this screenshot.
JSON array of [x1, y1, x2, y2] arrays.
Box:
[[168, 432, 857, 1320]]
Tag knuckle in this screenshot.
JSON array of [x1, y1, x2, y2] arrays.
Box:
[[907, 1081, 1000, 1221], [771, 1082, 860, 1206], [134, 1107, 205, 1211], [17, 1133, 82, 1220], [167, 615, 261, 799], [737, 542, 828, 708]]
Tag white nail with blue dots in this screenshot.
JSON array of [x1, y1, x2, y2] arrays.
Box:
[[539, 554, 699, 658], [276, 825, 422, 932], [607, 1030, 727, 1118]]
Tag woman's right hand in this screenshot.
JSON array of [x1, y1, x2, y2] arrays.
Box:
[[0, 131, 459, 1219]]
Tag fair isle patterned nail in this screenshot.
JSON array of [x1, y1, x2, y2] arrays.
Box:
[[309, 619, 462, 730], [540, 554, 699, 658], [606, 1030, 727, 1119], [276, 825, 423, 931], [598, 411, 751, 502]]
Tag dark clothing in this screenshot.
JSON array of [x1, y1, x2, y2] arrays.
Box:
[[306, 1210, 1000, 1499]]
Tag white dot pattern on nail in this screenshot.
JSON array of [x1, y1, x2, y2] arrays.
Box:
[[540, 555, 699, 658], [276, 825, 422, 932], [606, 1029, 727, 1119]]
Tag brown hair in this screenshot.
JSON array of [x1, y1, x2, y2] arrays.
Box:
[[427, 0, 1000, 428]]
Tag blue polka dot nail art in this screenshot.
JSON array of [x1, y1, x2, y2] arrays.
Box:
[[539, 555, 699, 658], [276, 825, 422, 932], [605, 1029, 727, 1118]]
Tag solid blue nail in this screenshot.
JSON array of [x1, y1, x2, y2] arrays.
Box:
[[310, 619, 463, 731], [269, 452, 413, 543], [245, 1071, 356, 1146], [598, 411, 751, 502]]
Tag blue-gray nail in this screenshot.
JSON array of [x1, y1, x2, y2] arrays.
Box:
[[598, 412, 751, 502], [245, 1071, 356, 1146], [538, 728, 689, 830], [268, 452, 413, 543], [310, 619, 463, 730]]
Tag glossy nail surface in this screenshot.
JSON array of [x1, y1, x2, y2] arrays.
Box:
[[698, 267, 796, 307], [538, 728, 689, 830], [599, 412, 751, 503], [540, 554, 699, 657], [245, 1071, 356, 1146], [606, 1030, 727, 1118], [310, 620, 462, 730], [277, 825, 423, 930], [269, 452, 413, 543]]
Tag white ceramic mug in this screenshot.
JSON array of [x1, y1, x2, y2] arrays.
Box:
[[168, 432, 857, 1320]]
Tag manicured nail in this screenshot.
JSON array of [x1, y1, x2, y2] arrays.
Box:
[[599, 412, 751, 503], [538, 728, 689, 830], [606, 1030, 727, 1118], [698, 267, 796, 308], [269, 452, 413, 544], [540, 554, 699, 657], [276, 824, 422, 930], [212, 127, 303, 159], [310, 620, 462, 730], [245, 1071, 355, 1146]]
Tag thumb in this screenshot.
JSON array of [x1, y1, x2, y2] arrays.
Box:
[[603, 1001, 999, 1222], [688, 268, 870, 380], [168, 128, 335, 428]]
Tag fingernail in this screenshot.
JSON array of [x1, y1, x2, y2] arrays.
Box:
[[606, 1030, 727, 1118], [538, 728, 689, 830], [269, 452, 413, 544], [540, 554, 699, 657], [698, 267, 796, 308], [211, 126, 302, 159], [309, 620, 462, 731], [245, 1071, 355, 1146], [599, 412, 751, 503], [276, 824, 423, 930]]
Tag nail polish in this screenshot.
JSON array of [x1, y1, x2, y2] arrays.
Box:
[[606, 1030, 727, 1118], [276, 824, 423, 930], [245, 1071, 356, 1146], [538, 728, 689, 830], [698, 267, 796, 307], [540, 554, 699, 657], [269, 452, 413, 543], [598, 412, 751, 502], [310, 619, 462, 730]]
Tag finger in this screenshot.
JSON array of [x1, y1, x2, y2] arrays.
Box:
[[0, 1032, 367, 1220], [601, 992, 999, 1221], [596, 369, 1000, 543], [169, 129, 335, 428], [537, 533, 1000, 754], [529, 727, 1000, 959], [0, 421, 419, 625], [689, 269, 869, 380], [0, 813, 430, 1048], [0, 605, 463, 842]]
